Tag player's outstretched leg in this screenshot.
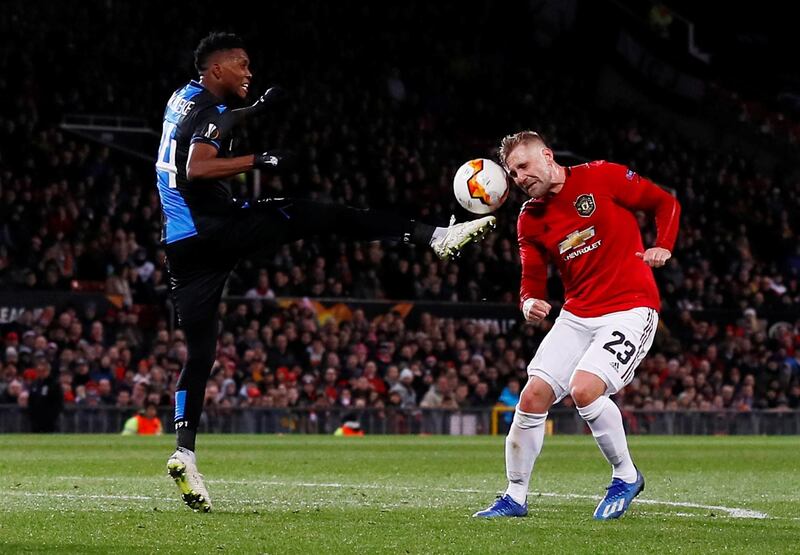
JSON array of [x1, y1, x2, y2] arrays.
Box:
[[431, 215, 496, 260], [167, 447, 212, 512], [593, 467, 644, 520]]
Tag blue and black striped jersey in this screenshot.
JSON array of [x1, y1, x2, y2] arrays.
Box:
[[155, 80, 237, 244]]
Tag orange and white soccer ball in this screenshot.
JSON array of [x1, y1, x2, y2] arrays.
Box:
[[453, 158, 509, 214]]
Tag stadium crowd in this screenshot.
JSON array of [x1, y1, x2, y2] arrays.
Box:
[[1, 1, 799, 427]]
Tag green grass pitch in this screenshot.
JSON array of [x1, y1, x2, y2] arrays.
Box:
[[0, 435, 798, 553]]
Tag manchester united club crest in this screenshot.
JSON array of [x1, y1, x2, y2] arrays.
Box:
[[574, 193, 596, 217]]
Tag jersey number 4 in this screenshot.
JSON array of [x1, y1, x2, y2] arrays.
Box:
[[156, 121, 178, 188], [602, 331, 636, 365]]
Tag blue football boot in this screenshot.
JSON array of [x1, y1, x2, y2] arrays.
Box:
[[473, 494, 528, 518], [593, 468, 645, 520]]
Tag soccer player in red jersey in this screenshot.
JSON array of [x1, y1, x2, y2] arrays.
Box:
[[474, 131, 680, 520]]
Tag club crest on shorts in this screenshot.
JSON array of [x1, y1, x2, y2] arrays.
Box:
[[574, 193, 596, 217]]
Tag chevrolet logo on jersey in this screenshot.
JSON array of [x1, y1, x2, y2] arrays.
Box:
[[558, 226, 596, 254]]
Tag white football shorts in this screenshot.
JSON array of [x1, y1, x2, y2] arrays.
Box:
[[527, 307, 658, 401]]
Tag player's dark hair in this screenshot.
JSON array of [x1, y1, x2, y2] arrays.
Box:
[[194, 32, 246, 74]]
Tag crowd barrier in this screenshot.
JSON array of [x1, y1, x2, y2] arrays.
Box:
[[1, 405, 798, 435]]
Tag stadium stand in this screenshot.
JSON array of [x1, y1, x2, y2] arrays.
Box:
[[1, 0, 798, 432]]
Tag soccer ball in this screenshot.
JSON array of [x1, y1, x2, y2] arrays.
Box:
[[453, 158, 509, 214]]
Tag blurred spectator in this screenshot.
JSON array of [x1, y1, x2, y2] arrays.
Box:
[[121, 402, 164, 435], [497, 377, 521, 427], [420, 375, 450, 408], [245, 269, 276, 300], [27, 360, 63, 432], [389, 368, 418, 408], [334, 415, 365, 437], [648, 2, 674, 39]]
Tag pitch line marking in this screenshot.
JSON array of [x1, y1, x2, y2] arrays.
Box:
[[2, 491, 170, 501], [211, 478, 769, 519], [34, 475, 768, 519]]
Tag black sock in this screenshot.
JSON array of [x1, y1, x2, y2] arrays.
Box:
[[409, 220, 435, 245], [177, 426, 197, 452]]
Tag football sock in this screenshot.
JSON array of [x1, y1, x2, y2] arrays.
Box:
[[177, 426, 197, 452], [577, 396, 637, 482], [504, 409, 548, 505], [174, 313, 218, 454], [411, 221, 436, 245]]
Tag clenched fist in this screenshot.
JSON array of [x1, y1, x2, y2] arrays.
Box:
[[635, 247, 671, 268], [522, 298, 551, 322]]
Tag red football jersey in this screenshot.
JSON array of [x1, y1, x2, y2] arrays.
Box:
[[517, 161, 680, 317]]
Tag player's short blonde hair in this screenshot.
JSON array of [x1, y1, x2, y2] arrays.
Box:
[[498, 131, 546, 168]]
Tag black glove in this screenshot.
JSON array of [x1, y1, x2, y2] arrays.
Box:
[[231, 86, 288, 123], [251, 86, 288, 111], [254, 150, 296, 171]]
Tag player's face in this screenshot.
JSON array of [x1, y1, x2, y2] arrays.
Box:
[[506, 142, 556, 198], [215, 48, 252, 100]]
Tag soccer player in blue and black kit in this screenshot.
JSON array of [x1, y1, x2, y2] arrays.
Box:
[[160, 32, 496, 512]]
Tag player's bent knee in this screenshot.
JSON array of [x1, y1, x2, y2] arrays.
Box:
[[518, 378, 556, 413], [570, 371, 607, 407], [512, 409, 548, 430], [570, 386, 601, 408]]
